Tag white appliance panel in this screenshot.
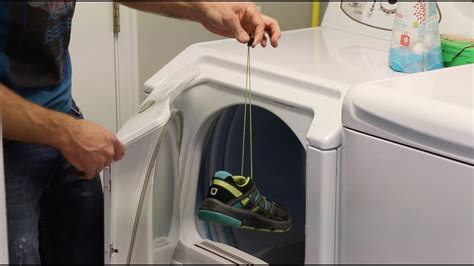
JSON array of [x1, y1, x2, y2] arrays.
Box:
[[343, 65, 474, 165], [305, 147, 338, 264], [340, 129, 473, 263]]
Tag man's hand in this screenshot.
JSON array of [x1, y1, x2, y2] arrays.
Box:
[[0, 84, 125, 180], [196, 2, 281, 48], [120, 1, 281, 48], [55, 119, 125, 179]]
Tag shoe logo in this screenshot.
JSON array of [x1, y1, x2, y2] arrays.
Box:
[[400, 34, 410, 46], [210, 187, 218, 196]]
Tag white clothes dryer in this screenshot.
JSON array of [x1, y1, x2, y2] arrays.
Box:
[[104, 2, 469, 264], [341, 64, 473, 263]]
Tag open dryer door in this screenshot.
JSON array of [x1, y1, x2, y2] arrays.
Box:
[[0, 114, 8, 263], [103, 67, 270, 264], [103, 71, 198, 264], [104, 111, 183, 264]]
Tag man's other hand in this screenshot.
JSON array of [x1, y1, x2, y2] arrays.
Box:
[[56, 119, 125, 179]]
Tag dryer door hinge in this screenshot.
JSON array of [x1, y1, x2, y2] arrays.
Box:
[[104, 167, 112, 192], [109, 243, 119, 257]]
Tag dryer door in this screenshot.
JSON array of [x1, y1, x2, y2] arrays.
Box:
[[104, 95, 183, 264], [0, 120, 8, 263]]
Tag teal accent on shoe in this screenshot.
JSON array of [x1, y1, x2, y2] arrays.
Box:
[[197, 210, 242, 226], [214, 171, 232, 180], [254, 190, 260, 201], [233, 202, 244, 209], [263, 200, 269, 211]]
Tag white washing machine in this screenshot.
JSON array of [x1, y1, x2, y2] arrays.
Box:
[[341, 64, 473, 263], [105, 2, 470, 264]]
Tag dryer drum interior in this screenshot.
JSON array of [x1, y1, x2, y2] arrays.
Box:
[[196, 104, 306, 264]]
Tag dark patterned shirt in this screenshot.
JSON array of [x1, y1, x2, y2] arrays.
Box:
[[0, 1, 76, 112]]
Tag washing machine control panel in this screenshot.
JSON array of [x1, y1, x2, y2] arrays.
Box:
[[341, 1, 442, 31], [341, 0, 399, 31], [380, 1, 398, 14]]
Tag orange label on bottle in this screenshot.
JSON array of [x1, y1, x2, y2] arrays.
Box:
[[400, 34, 410, 46]]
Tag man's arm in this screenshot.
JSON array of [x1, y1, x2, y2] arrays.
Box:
[[0, 84, 124, 179], [120, 2, 281, 48], [1, 2, 280, 179]]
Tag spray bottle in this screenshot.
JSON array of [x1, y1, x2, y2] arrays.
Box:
[[389, 1, 444, 73]]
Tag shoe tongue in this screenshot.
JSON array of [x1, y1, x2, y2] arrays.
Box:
[[213, 171, 250, 187], [214, 171, 232, 180], [231, 175, 250, 187]]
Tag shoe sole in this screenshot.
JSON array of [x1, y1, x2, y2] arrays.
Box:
[[197, 198, 292, 232]]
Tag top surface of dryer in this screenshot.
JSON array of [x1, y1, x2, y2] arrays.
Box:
[[145, 26, 399, 94], [343, 64, 474, 165], [194, 26, 399, 85], [143, 27, 400, 149]]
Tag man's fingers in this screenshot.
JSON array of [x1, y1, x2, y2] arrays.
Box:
[[261, 35, 268, 47], [202, 23, 234, 38], [198, 3, 280, 48], [252, 22, 265, 48], [226, 13, 250, 44], [244, 6, 265, 47], [104, 155, 113, 168], [113, 138, 126, 161], [79, 168, 96, 180], [263, 15, 281, 47], [104, 145, 115, 166], [77, 170, 86, 178]]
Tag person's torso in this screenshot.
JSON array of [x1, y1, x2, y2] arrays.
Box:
[[0, 1, 76, 112]]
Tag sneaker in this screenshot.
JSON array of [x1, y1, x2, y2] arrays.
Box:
[[197, 171, 292, 232]]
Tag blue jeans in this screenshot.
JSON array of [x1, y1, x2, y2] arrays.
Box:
[[4, 103, 104, 264]]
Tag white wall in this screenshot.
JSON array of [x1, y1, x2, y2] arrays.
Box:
[[136, 2, 313, 100], [70, 3, 118, 132]]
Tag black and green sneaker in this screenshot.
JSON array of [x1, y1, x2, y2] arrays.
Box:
[[197, 171, 292, 232]]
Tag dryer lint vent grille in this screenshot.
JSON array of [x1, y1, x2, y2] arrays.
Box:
[[195, 240, 266, 265]]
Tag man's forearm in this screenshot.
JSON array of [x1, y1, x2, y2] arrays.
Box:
[[119, 2, 205, 22], [0, 83, 74, 148]]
